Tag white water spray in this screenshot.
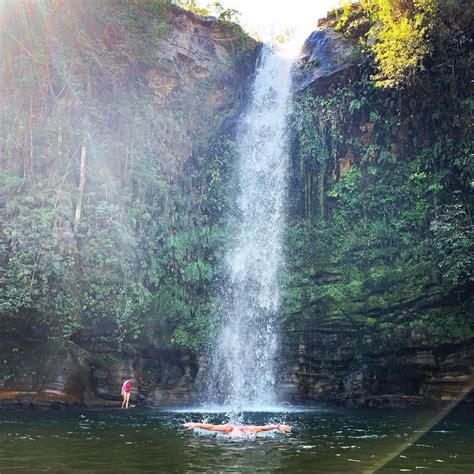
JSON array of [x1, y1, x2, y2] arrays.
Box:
[[208, 40, 300, 412]]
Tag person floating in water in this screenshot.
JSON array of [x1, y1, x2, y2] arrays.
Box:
[[121, 377, 133, 409], [183, 422, 291, 438]]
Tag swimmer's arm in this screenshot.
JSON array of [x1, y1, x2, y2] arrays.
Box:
[[183, 422, 232, 432], [246, 424, 291, 433]]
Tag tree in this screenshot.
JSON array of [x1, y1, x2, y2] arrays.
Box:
[[363, 0, 437, 87]]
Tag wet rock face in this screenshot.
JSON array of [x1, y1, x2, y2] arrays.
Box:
[[280, 337, 474, 408], [293, 28, 356, 93], [1, 338, 471, 409], [0, 343, 199, 409], [0, 343, 92, 408]]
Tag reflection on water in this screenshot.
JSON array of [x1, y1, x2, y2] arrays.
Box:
[[0, 403, 473, 473]]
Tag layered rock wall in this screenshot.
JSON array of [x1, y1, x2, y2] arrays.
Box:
[[0, 342, 199, 408], [280, 333, 473, 408]]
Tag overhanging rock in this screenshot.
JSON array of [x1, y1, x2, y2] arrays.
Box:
[[293, 27, 356, 93]]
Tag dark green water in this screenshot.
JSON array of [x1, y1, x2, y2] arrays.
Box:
[[0, 404, 473, 473]]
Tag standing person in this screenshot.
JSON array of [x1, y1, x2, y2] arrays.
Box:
[[121, 377, 133, 409]]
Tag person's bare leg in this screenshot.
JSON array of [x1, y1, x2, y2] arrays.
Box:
[[184, 423, 233, 433], [122, 394, 126, 408], [125, 392, 130, 409]]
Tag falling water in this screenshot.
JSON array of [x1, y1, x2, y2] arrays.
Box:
[[209, 44, 296, 411]]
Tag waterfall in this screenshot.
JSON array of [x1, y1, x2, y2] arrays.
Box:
[[209, 44, 296, 411]]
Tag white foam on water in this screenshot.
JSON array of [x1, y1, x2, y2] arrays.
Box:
[[163, 404, 327, 414]]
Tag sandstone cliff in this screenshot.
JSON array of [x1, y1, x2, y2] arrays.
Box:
[[1, 2, 471, 410], [0, 0, 257, 408]]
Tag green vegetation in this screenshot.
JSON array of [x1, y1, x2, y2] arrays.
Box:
[[174, 0, 240, 22], [284, 0, 473, 348], [335, 0, 462, 88], [0, 0, 472, 366], [0, 0, 248, 355]]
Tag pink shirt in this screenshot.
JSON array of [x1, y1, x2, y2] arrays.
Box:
[[122, 380, 132, 393]]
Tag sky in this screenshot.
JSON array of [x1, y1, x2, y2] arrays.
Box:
[[197, 0, 342, 40]]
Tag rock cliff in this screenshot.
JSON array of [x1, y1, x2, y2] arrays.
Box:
[[0, 1, 257, 409], [1, 3, 471, 410], [280, 332, 474, 408], [281, 4, 473, 408], [293, 27, 356, 93], [0, 341, 200, 408]]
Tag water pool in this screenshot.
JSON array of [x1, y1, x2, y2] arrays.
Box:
[[0, 404, 472, 473]]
